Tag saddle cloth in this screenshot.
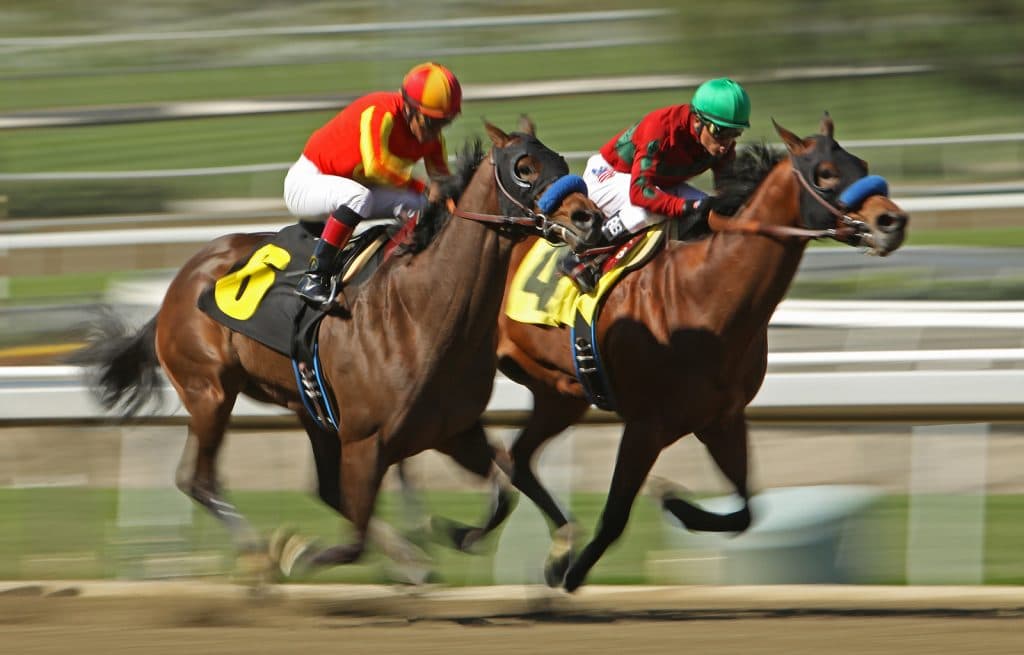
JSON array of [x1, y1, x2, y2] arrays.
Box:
[[196, 223, 390, 356], [505, 224, 667, 328]]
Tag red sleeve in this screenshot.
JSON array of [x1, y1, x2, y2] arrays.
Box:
[[424, 135, 451, 179], [626, 115, 687, 217]]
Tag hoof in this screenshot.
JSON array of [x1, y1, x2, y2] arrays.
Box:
[[644, 475, 687, 506], [233, 549, 275, 587], [268, 527, 319, 579], [430, 516, 483, 553], [563, 566, 586, 593], [383, 560, 439, 587], [543, 552, 571, 588], [543, 523, 577, 588]]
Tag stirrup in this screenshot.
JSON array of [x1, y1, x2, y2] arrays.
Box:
[[296, 273, 339, 310], [558, 254, 596, 294]]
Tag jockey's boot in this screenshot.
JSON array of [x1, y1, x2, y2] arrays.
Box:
[[296, 207, 359, 309], [558, 251, 598, 294]]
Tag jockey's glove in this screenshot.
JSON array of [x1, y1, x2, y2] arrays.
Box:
[[680, 197, 712, 220]]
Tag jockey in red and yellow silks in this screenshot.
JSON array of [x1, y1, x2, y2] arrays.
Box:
[[301, 91, 450, 196], [284, 62, 462, 309]]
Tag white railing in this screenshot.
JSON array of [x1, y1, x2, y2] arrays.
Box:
[[3, 361, 1022, 423]]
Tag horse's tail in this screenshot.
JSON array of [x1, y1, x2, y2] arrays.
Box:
[[68, 307, 163, 417]]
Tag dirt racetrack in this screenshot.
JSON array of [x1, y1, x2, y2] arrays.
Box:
[[3, 582, 1022, 655]]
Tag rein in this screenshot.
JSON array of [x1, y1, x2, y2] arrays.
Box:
[[708, 160, 869, 245]]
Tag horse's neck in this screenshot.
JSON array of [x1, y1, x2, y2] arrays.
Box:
[[700, 162, 807, 334], [400, 160, 515, 331]]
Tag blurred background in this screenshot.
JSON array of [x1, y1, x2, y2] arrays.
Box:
[[1, 1, 1023, 586]]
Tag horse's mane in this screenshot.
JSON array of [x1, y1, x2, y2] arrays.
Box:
[[394, 137, 487, 255], [713, 142, 787, 216]]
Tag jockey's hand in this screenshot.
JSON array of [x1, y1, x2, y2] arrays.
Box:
[[681, 197, 713, 221], [426, 180, 445, 205]]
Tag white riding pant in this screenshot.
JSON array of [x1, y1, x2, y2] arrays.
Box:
[[581, 153, 707, 235], [283, 155, 427, 222]]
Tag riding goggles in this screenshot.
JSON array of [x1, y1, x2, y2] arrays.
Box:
[[420, 113, 453, 131], [703, 120, 744, 142]]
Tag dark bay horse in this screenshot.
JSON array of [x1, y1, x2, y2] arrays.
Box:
[[480, 115, 910, 591], [73, 119, 604, 577]]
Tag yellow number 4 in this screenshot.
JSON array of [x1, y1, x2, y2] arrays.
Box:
[[214, 244, 292, 320]]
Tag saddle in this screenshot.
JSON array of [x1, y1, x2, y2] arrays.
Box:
[[561, 213, 710, 293]]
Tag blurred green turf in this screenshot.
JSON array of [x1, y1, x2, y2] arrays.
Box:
[[0, 487, 1020, 585], [5, 75, 1023, 176]]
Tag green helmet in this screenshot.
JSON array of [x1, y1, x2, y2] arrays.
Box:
[[691, 78, 751, 129]]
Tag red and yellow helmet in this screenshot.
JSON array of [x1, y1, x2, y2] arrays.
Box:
[[401, 62, 462, 120]]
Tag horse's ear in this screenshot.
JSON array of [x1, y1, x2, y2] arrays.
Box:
[[517, 114, 536, 136], [819, 111, 834, 138], [773, 117, 810, 156], [484, 120, 511, 147]]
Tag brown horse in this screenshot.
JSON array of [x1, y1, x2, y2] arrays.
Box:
[[474, 114, 909, 591], [72, 119, 604, 576]]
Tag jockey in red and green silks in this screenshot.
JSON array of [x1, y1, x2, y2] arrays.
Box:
[[284, 62, 462, 308], [583, 77, 751, 242]]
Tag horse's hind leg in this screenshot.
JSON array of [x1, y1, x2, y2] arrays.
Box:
[[430, 421, 518, 552], [174, 379, 261, 549], [654, 413, 753, 533], [563, 420, 665, 592]]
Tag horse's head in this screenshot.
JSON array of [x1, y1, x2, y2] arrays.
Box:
[[774, 114, 909, 256], [484, 118, 604, 249]]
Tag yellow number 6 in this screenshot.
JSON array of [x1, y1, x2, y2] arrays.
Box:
[[214, 244, 292, 320]]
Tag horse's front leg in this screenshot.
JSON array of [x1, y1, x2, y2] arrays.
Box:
[[505, 391, 590, 586], [307, 433, 384, 567], [651, 412, 752, 533], [429, 422, 519, 552], [562, 420, 665, 592]]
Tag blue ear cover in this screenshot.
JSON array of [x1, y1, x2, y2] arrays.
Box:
[[839, 174, 889, 210], [538, 175, 589, 214]]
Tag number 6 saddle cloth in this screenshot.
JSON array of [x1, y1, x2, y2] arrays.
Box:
[[196, 223, 389, 357]]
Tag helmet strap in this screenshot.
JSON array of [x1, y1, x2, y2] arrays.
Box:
[[693, 114, 705, 138]]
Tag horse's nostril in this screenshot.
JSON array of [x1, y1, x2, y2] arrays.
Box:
[[571, 210, 596, 229], [877, 212, 907, 232]]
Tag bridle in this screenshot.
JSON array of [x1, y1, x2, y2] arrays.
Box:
[[447, 154, 546, 230], [709, 149, 885, 248], [448, 135, 586, 244]]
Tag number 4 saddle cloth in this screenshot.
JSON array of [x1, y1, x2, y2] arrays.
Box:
[[505, 224, 667, 329]]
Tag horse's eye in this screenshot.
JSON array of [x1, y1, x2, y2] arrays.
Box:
[[517, 163, 535, 178], [815, 165, 841, 190]]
